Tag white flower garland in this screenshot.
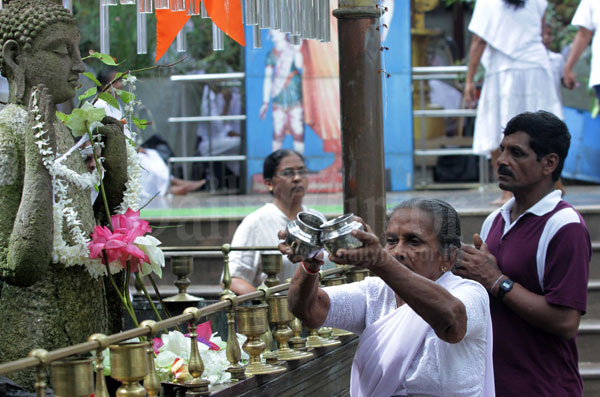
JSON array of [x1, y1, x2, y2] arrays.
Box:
[[27, 91, 143, 278]]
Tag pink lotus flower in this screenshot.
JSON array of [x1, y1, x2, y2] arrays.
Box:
[[88, 209, 152, 271], [184, 321, 220, 351]]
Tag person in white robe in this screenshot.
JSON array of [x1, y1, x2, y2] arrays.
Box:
[[280, 199, 495, 397], [563, 0, 600, 102], [465, 0, 563, 205]]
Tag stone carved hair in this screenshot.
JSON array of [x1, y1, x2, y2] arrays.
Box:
[[0, 0, 76, 77]]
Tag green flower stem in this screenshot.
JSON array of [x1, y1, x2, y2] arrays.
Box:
[[103, 251, 139, 328], [135, 273, 163, 322], [86, 126, 113, 231], [147, 274, 181, 332], [89, 57, 187, 107]]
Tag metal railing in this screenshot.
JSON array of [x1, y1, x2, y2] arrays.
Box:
[[412, 65, 488, 188], [0, 245, 361, 395], [168, 73, 246, 192]]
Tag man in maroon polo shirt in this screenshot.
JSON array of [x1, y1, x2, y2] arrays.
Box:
[[455, 110, 591, 396]]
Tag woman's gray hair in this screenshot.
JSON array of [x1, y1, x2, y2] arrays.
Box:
[[386, 198, 461, 255]]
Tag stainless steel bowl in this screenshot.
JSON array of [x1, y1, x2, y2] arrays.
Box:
[[285, 212, 325, 260], [320, 213, 364, 256]]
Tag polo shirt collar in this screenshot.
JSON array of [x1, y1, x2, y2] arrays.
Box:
[[498, 189, 562, 230]]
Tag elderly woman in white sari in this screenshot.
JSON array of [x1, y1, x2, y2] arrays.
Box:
[[280, 199, 495, 396]]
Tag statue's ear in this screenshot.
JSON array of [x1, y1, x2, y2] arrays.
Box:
[[2, 40, 26, 104]]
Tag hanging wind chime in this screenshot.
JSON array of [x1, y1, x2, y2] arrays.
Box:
[[84, 0, 332, 62]]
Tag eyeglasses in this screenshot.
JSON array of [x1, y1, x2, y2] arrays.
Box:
[[274, 168, 309, 178]]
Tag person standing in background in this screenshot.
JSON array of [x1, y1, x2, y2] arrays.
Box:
[[563, 0, 600, 102], [464, 0, 563, 205]]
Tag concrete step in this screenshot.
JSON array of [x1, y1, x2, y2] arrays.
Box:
[[581, 362, 600, 396], [590, 242, 600, 280], [586, 281, 600, 319], [578, 320, 600, 362]]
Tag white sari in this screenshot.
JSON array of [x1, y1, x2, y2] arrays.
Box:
[[350, 272, 495, 397]]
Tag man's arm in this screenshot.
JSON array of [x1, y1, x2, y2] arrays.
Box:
[[564, 27, 594, 89], [456, 236, 581, 339]]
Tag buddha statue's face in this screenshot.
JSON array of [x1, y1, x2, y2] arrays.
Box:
[[19, 22, 85, 105]]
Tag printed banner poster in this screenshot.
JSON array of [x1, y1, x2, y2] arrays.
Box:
[[244, 0, 413, 193]]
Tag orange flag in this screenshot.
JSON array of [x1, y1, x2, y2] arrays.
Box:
[[155, 8, 192, 63], [204, 0, 245, 46]]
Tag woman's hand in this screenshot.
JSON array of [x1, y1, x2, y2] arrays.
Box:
[[328, 216, 386, 271], [277, 229, 324, 270], [463, 81, 477, 108]]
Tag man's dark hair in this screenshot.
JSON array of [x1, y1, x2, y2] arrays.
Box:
[[503, 110, 571, 181], [263, 149, 305, 180], [503, 0, 525, 8], [97, 68, 118, 89]]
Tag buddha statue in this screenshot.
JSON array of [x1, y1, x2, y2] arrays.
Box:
[[0, 0, 128, 389]]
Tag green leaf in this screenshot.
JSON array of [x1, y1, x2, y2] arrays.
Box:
[[82, 52, 118, 66], [55, 111, 71, 123], [65, 102, 106, 137], [83, 72, 101, 87], [132, 117, 148, 130], [116, 89, 135, 104], [98, 92, 120, 110], [78, 86, 97, 102]]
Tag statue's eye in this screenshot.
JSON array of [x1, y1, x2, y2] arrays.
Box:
[[51, 43, 69, 56]]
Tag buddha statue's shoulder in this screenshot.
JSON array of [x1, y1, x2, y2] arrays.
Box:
[[0, 104, 27, 137]]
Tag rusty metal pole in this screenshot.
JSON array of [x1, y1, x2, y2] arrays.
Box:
[[333, 1, 386, 238]]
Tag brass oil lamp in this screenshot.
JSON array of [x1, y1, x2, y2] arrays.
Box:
[[51, 357, 94, 397], [261, 252, 284, 287], [236, 303, 287, 376], [109, 342, 149, 396], [268, 295, 314, 362]]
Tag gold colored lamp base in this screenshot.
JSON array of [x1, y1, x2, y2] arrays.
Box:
[[318, 326, 336, 339], [332, 328, 354, 338], [184, 378, 210, 396], [305, 335, 341, 349], [274, 347, 314, 362], [226, 365, 248, 381], [263, 351, 282, 365], [163, 293, 202, 302], [244, 361, 287, 376], [288, 337, 308, 350]]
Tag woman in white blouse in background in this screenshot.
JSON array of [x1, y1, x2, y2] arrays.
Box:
[[228, 149, 324, 295]]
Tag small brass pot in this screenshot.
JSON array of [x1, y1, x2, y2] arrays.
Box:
[[51, 357, 94, 397], [109, 342, 149, 396]]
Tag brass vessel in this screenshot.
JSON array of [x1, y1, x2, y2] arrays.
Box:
[[261, 252, 284, 287], [164, 257, 202, 302], [236, 304, 287, 376], [305, 327, 341, 349], [51, 357, 94, 397], [288, 316, 307, 350], [109, 342, 149, 396], [268, 295, 314, 361]]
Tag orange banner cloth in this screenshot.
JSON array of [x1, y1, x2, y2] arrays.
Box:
[[155, 7, 192, 62], [204, 0, 245, 46]]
